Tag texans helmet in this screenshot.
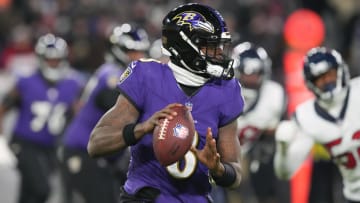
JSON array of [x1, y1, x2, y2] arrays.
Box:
[[232, 42, 271, 90], [108, 23, 150, 66], [35, 33, 69, 82], [162, 3, 234, 79], [303, 47, 350, 101]]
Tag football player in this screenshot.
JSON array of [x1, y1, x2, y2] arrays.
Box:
[[61, 23, 150, 203], [0, 33, 84, 203], [274, 47, 360, 203], [232, 42, 288, 203], [87, 3, 244, 203]]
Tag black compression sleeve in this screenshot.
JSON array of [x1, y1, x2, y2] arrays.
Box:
[[123, 123, 137, 146]]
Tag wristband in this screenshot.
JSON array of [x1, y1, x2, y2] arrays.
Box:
[[211, 163, 236, 187], [123, 123, 137, 146]]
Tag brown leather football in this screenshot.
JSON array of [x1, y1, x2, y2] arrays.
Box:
[[153, 105, 195, 166]]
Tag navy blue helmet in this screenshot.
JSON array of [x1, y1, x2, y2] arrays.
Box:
[[303, 47, 350, 101], [232, 42, 271, 90]]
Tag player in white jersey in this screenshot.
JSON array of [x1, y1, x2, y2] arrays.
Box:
[[274, 47, 360, 203], [232, 42, 288, 203]]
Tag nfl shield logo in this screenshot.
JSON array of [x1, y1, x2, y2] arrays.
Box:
[[173, 124, 189, 139]]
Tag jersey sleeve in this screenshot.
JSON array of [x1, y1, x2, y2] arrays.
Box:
[[116, 61, 145, 110], [219, 80, 245, 127]]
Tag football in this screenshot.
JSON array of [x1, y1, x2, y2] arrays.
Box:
[[153, 105, 195, 166]]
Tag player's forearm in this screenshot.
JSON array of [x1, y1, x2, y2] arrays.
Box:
[[88, 95, 141, 157], [213, 121, 243, 188], [274, 141, 293, 179], [273, 120, 302, 179], [88, 120, 151, 157], [87, 125, 125, 157]]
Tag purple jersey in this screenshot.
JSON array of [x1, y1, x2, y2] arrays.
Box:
[[13, 70, 84, 147], [117, 60, 244, 202], [63, 63, 124, 149]]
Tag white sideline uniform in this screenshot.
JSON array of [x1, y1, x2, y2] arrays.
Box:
[[0, 85, 20, 203], [237, 80, 285, 154], [274, 77, 360, 201], [0, 135, 20, 203]]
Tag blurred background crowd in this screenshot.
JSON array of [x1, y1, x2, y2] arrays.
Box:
[[1, 0, 360, 78], [1, 0, 360, 203]]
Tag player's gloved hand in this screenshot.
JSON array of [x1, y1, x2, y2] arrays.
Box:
[[0, 135, 17, 168], [190, 127, 224, 177], [275, 120, 297, 143], [275, 120, 298, 158]]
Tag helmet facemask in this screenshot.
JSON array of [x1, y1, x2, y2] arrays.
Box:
[[178, 30, 234, 78], [304, 47, 350, 103], [40, 58, 69, 82], [35, 33, 70, 82], [306, 64, 348, 102]]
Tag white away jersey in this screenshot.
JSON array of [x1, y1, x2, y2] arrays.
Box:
[[237, 80, 285, 142], [294, 77, 360, 201]]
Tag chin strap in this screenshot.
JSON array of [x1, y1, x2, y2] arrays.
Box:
[[168, 61, 209, 86]]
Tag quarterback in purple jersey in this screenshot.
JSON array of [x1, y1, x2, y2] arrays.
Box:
[[0, 33, 84, 203], [88, 3, 244, 203], [62, 23, 150, 203]]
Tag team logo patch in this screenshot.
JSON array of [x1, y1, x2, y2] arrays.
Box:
[[118, 67, 132, 84], [119, 61, 138, 84], [172, 11, 214, 33], [173, 123, 189, 139]]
